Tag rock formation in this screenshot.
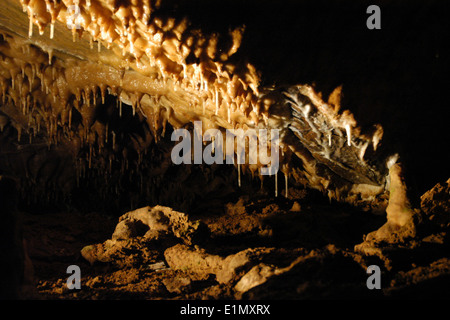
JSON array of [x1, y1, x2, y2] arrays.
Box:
[[0, 0, 408, 211], [0, 0, 449, 300]]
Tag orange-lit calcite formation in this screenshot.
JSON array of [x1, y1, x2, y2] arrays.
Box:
[[0, 0, 390, 207]]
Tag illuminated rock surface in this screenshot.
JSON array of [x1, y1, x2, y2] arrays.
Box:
[[0, 0, 449, 299]]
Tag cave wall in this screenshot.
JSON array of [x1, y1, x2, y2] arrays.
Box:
[[0, 0, 448, 212]]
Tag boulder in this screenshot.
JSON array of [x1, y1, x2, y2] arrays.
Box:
[[112, 205, 208, 245]]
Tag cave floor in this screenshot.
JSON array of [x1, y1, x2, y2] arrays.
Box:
[[21, 186, 450, 300]]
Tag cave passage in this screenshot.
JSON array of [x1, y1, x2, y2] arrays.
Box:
[[0, 0, 449, 301]]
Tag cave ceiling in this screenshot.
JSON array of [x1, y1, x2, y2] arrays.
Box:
[[0, 0, 448, 213]]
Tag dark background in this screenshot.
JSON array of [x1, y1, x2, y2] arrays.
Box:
[[159, 0, 450, 195]]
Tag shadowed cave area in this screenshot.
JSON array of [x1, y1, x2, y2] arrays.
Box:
[[0, 0, 449, 301]]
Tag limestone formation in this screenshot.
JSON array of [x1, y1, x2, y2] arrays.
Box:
[[0, 0, 399, 211], [0, 0, 449, 300]]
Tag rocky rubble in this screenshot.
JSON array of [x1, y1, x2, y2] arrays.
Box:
[[21, 177, 447, 300], [420, 179, 450, 229]]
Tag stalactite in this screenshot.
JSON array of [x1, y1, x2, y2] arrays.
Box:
[[28, 7, 34, 38], [274, 171, 278, 197], [238, 163, 241, 187], [284, 172, 289, 198], [0, 0, 395, 213]]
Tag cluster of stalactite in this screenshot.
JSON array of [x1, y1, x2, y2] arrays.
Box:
[[0, 0, 396, 212]]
